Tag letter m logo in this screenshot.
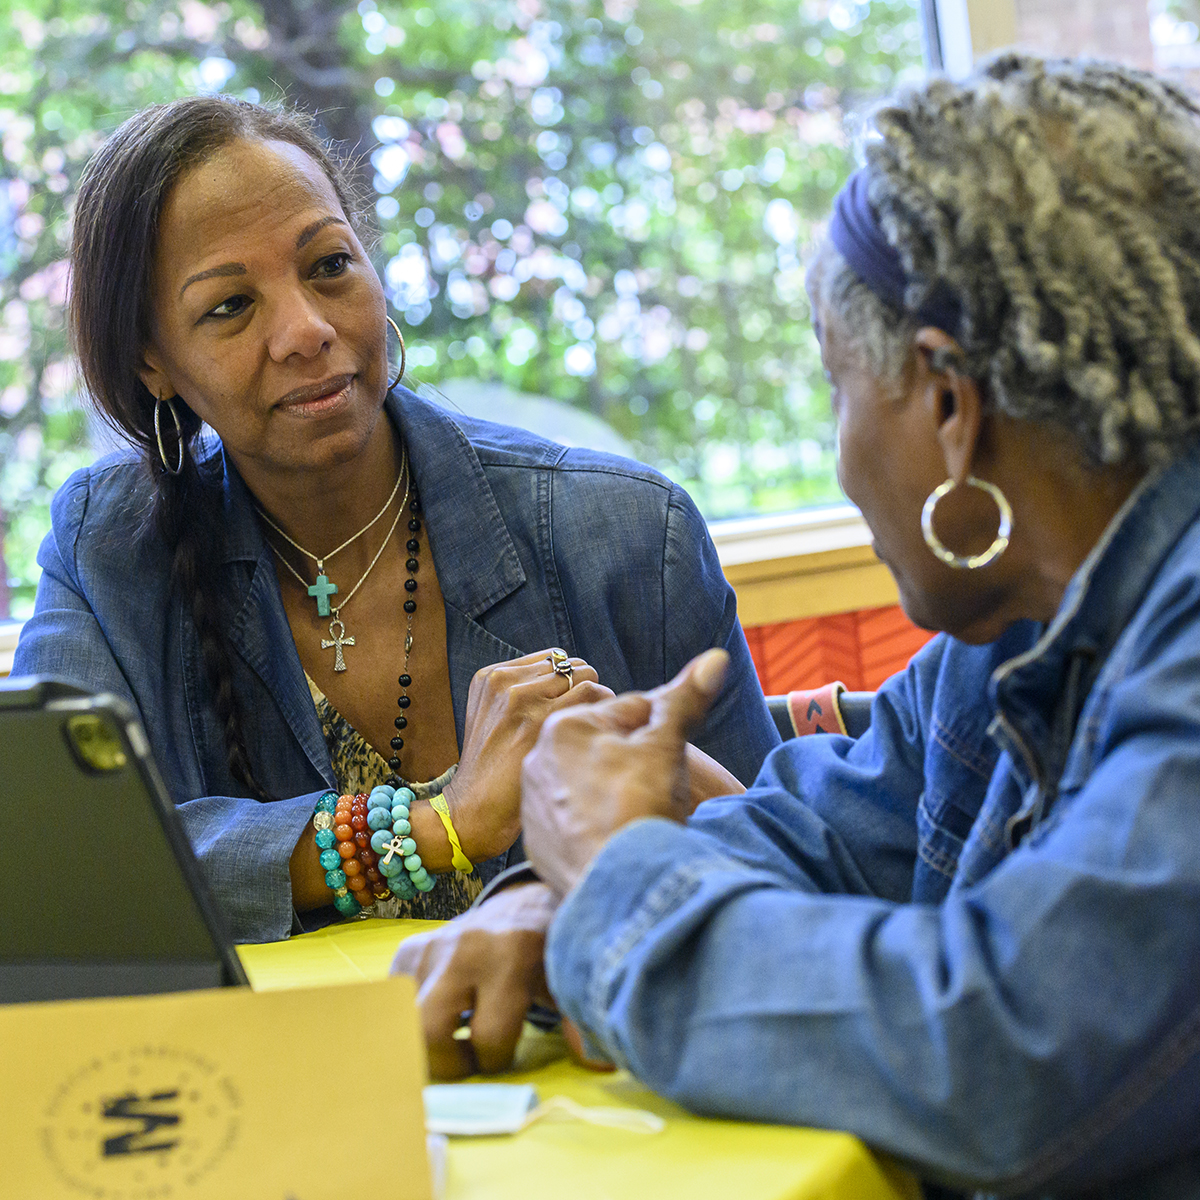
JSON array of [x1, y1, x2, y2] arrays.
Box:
[[101, 1091, 182, 1156]]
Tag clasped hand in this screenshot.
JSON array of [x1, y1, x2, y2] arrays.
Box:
[[444, 648, 609, 864]]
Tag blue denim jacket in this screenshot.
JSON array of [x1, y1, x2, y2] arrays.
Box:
[[14, 389, 777, 942], [548, 443, 1200, 1199]]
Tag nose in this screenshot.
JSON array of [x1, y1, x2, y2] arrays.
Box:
[[265, 291, 336, 362]]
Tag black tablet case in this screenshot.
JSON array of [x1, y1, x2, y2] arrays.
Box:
[[0, 676, 248, 1002]]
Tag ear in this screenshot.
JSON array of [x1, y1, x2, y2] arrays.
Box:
[[912, 326, 984, 484], [137, 345, 174, 405]]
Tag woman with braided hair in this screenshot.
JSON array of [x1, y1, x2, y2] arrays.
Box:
[[12, 94, 777, 943], [397, 55, 1200, 1195]]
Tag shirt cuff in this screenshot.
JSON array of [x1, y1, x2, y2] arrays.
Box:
[[544, 817, 739, 1066], [471, 860, 542, 908], [178, 789, 324, 943]]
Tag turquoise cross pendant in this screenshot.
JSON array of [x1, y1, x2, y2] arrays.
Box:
[[308, 573, 338, 617]]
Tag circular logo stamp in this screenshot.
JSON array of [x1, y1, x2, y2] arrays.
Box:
[[40, 1045, 241, 1199]]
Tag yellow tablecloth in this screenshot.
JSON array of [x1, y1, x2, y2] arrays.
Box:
[[239, 919, 921, 1200]]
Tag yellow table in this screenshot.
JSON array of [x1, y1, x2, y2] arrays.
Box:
[[239, 920, 920, 1200]]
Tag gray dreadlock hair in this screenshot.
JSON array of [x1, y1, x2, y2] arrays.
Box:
[[806, 53, 1200, 468]]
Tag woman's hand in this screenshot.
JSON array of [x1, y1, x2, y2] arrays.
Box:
[[522, 649, 729, 897], [444, 649, 612, 864], [391, 881, 559, 1079]]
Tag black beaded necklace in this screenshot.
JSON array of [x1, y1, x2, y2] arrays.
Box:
[[387, 489, 422, 786]]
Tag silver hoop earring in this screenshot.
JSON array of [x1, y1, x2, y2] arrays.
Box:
[[921, 476, 1011, 570], [154, 394, 185, 476], [386, 314, 406, 392]]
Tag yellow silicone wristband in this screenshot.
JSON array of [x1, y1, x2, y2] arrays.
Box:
[[428, 792, 474, 874]]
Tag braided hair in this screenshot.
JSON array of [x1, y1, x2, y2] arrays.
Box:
[[807, 54, 1200, 468], [69, 96, 368, 799]]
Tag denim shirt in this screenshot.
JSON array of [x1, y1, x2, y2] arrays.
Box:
[[14, 389, 777, 943], [548, 443, 1200, 1200]]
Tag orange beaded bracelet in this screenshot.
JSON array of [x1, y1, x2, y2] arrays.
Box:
[[336, 792, 398, 913]]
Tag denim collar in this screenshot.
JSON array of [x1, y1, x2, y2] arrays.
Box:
[[989, 441, 1200, 788], [211, 388, 527, 620], [204, 389, 532, 788]]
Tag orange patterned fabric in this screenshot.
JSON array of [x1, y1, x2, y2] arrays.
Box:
[[744, 604, 934, 694], [785, 682, 848, 736]]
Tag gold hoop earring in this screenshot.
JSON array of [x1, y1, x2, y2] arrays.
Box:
[[921, 476, 1011, 570], [154, 393, 185, 476], [386, 314, 406, 392]]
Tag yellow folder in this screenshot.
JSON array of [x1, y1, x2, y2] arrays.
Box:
[[2, 974, 431, 1200]]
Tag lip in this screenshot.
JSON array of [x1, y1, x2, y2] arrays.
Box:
[[275, 373, 355, 415]]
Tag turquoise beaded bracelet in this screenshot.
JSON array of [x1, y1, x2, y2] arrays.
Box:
[[366, 784, 436, 895], [311, 791, 362, 917]]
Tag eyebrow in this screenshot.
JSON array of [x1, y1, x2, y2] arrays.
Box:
[[296, 215, 348, 249], [178, 216, 350, 297], [179, 262, 245, 298]]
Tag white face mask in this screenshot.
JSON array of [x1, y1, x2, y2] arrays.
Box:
[[423, 1083, 664, 1137]]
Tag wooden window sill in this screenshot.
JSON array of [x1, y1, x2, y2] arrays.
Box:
[[711, 505, 899, 626]]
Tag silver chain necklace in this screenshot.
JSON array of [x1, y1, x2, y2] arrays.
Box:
[[260, 446, 410, 672], [255, 455, 406, 619]]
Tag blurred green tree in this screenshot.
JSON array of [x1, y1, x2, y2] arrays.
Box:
[[0, 0, 921, 617]]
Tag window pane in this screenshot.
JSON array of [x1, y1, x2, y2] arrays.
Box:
[[391, 0, 925, 522]]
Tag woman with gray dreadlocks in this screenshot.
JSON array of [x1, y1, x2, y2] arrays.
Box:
[[397, 54, 1200, 1196]]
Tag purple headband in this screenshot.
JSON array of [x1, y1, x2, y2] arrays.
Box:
[[828, 167, 962, 336]]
